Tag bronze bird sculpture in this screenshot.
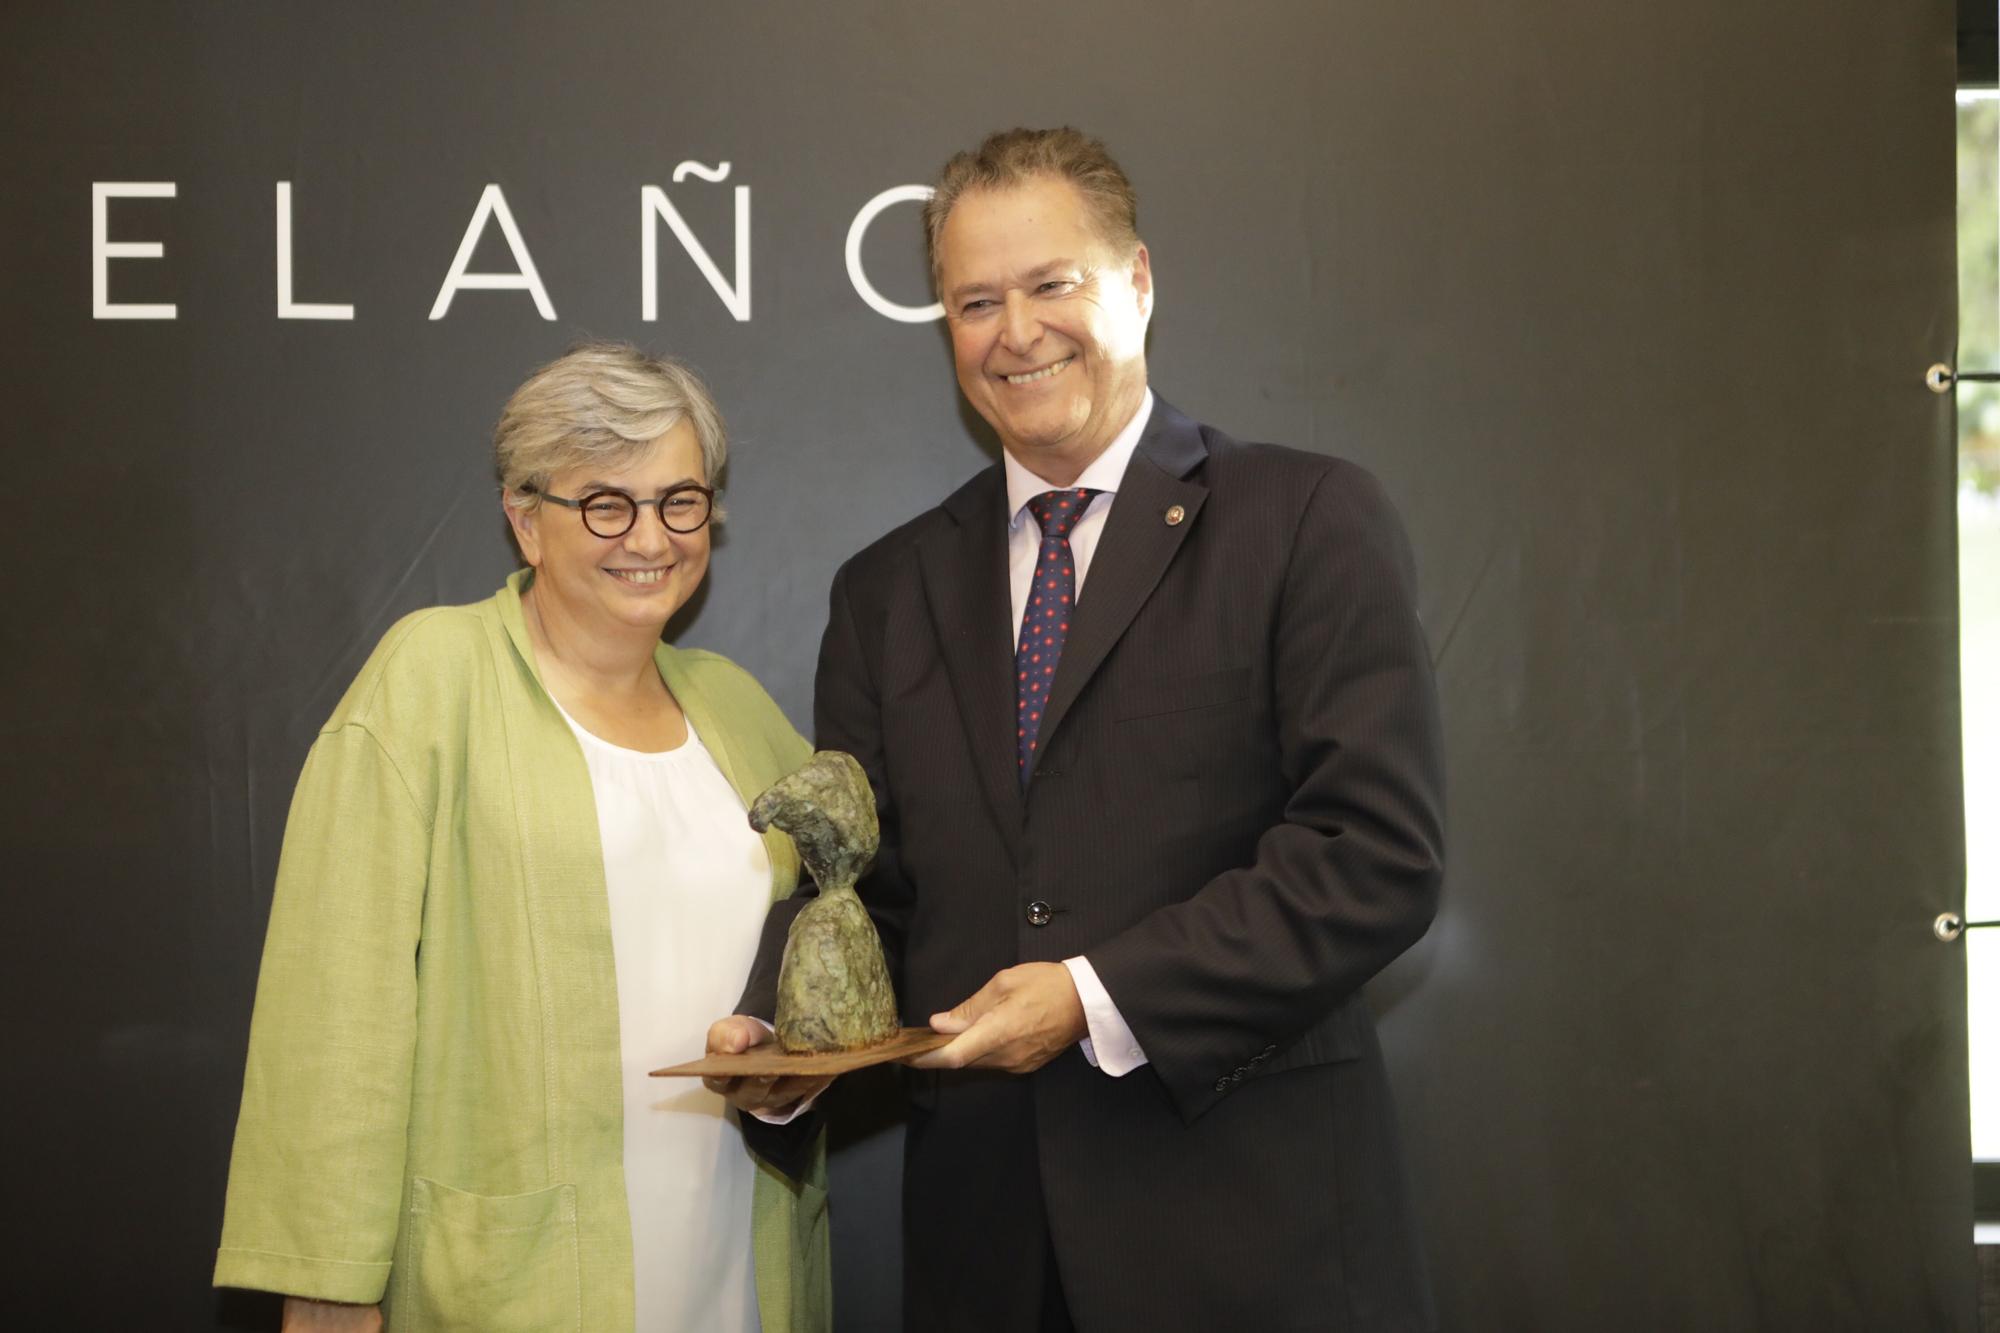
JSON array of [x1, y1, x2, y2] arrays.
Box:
[[748, 751, 899, 1053]]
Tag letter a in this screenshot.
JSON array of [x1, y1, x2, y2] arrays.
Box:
[[429, 184, 556, 320]]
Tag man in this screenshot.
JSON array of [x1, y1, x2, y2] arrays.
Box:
[[712, 127, 1445, 1332]]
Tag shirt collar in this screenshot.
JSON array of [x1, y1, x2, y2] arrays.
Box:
[[1004, 388, 1156, 529]]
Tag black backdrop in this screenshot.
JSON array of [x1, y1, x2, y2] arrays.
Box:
[[1, 3, 1975, 1329]]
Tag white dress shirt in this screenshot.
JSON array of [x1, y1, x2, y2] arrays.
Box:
[[1003, 390, 1155, 1078]]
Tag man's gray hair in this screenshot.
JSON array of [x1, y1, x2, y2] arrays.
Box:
[[922, 126, 1141, 287], [495, 341, 727, 515]]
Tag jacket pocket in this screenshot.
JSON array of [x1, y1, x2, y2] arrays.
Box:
[[1112, 666, 1254, 721], [1111, 667, 1258, 830], [402, 1178, 580, 1333]]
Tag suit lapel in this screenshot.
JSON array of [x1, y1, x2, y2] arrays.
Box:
[[919, 466, 1026, 840], [1034, 401, 1210, 771]]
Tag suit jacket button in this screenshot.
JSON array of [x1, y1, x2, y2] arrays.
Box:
[[1026, 900, 1053, 927]]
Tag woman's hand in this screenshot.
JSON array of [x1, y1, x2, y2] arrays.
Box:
[[701, 1015, 833, 1118], [281, 1297, 382, 1331]]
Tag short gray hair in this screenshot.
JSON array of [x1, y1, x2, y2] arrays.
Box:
[[495, 341, 727, 515], [923, 127, 1141, 288]]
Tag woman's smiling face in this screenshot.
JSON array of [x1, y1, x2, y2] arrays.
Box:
[[507, 418, 712, 637]]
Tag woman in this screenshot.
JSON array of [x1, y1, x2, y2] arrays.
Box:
[[214, 343, 829, 1332]]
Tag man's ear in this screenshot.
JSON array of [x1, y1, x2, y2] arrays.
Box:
[[1130, 243, 1154, 322], [502, 493, 543, 568]]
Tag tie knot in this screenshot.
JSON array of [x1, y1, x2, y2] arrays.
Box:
[[1027, 488, 1099, 541]]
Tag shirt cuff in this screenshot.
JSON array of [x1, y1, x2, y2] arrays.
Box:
[[1062, 956, 1149, 1077], [741, 1017, 822, 1124]]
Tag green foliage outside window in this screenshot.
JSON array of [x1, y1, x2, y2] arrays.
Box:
[[1959, 98, 2000, 494]]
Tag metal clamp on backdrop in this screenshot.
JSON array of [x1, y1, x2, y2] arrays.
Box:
[[1934, 912, 1998, 941], [1925, 363, 2000, 391]]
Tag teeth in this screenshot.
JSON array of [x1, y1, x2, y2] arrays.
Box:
[[1005, 357, 1072, 385], [613, 568, 668, 584]]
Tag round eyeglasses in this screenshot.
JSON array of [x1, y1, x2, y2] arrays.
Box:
[[532, 483, 715, 537]]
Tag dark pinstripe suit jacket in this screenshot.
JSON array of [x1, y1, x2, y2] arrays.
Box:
[[744, 397, 1445, 1332]]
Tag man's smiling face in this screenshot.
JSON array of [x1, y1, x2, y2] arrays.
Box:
[[936, 175, 1153, 484]]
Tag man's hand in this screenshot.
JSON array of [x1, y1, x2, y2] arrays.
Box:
[[910, 962, 1088, 1074], [700, 1015, 833, 1117], [281, 1298, 381, 1332]]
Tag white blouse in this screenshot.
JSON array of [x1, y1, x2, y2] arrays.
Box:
[[554, 700, 771, 1333]]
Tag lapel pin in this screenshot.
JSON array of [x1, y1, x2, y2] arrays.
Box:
[[1164, 504, 1186, 527]]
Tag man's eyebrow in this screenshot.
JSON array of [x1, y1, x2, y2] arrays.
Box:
[[947, 260, 1084, 304], [1021, 259, 1083, 283]]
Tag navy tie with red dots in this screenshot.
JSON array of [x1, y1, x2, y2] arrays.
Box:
[[1017, 487, 1100, 783]]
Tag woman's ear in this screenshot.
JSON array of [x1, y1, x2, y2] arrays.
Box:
[[502, 493, 542, 567]]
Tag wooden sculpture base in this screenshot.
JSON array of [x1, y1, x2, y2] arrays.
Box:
[[651, 1026, 951, 1078]]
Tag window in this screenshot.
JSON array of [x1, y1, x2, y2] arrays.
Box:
[[1955, 84, 2000, 1234]]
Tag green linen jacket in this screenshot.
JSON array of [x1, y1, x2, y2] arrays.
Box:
[[214, 570, 829, 1333]]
